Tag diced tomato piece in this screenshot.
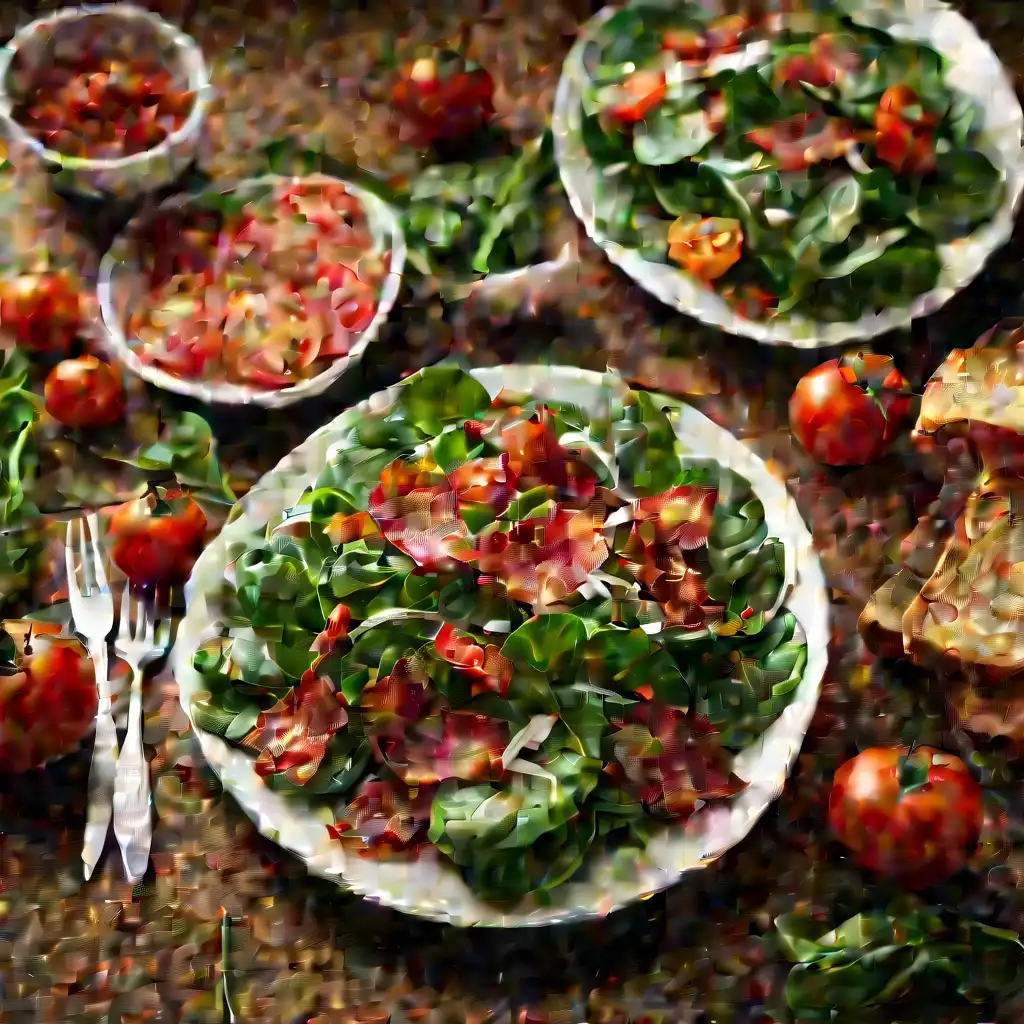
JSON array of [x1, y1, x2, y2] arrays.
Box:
[[607, 70, 667, 124]]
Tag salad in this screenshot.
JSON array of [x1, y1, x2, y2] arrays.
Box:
[[120, 180, 388, 390], [189, 366, 808, 903], [5, 14, 196, 161], [574, 2, 1006, 323]]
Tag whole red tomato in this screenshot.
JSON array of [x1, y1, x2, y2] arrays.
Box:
[[108, 488, 207, 586], [0, 270, 82, 353], [0, 633, 97, 773], [44, 355, 125, 429], [392, 53, 494, 144], [828, 745, 983, 888], [789, 352, 911, 466]]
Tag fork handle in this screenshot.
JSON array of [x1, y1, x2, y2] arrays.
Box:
[[82, 643, 116, 882], [114, 664, 152, 884]]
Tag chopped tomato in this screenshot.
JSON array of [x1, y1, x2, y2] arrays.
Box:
[[667, 216, 743, 284], [876, 84, 937, 129], [704, 14, 748, 54], [606, 70, 667, 124], [874, 110, 935, 174], [746, 114, 854, 171], [662, 28, 707, 62]]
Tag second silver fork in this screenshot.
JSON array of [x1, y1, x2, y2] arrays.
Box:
[[113, 586, 170, 883]]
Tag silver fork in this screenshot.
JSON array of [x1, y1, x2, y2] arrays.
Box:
[[66, 514, 116, 882], [113, 586, 170, 883]]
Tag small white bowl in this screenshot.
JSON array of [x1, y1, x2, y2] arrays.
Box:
[[0, 3, 211, 199], [96, 173, 407, 408]]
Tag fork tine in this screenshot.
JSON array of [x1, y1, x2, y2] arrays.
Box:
[[135, 595, 148, 643], [87, 513, 108, 589], [78, 518, 91, 594], [157, 619, 173, 651], [117, 584, 133, 643], [65, 520, 77, 592]]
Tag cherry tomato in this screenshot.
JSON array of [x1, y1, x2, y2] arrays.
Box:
[[667, 215, 743, 283], [108, 488, 207, 586], [392, 54, 495, 144], [789, 352, 911, 466], [829, 745, 983, 888], [44, 355, 125, 429], [876, 84, 937, 129], [606, 70, 667, 124], [0, 634, 96, 773], [0, 270, 82, 353]]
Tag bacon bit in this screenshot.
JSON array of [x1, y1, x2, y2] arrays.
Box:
[[328, 779, 436, 855], [609, 703, 745, 819], [241, 674, 349, 785], [433, 623, 514, 696], [448, 456, 514, 514], [631, 486, 718, 549], [458, 506, 610, 608], [368, 458, 470, 569], [500, 419, 598, 505], [370, 710, 508, 785]]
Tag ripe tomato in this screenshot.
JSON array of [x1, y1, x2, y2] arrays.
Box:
[[828, 745, 983, 888], [667, 215, 743, 283], [0, 270, 82, 353], [44, 355, 125, 429], [392, 54, 495, 144], [873, 86, 936, 174], [789, 352, 911, 466], [606, 70, 666, 124], [108, 488, 207, 586], [0, 634, 96, 773]]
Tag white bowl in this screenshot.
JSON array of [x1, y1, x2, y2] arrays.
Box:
[[96, 173, 407, 408], [0, 3, 211, 199], [552, 0, 1024, 349]]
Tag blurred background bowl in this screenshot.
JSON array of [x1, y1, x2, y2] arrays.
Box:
[[96, 173, 407, 408], [0, 3, 211, 199]]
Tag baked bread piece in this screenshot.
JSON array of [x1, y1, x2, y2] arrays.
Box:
[[915, 320, 1024, 476]]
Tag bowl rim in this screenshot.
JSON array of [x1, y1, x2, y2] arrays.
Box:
[[0, 2, 211, 172], [95, 171, 408, 408]]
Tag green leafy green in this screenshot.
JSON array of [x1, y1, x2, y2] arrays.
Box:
[[778, 904, 1024, 1020]]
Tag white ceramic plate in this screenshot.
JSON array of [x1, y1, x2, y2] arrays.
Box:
[[552, 0, 1024, 349], [97, 173, 406, 408], [172, 365, 828, 926]]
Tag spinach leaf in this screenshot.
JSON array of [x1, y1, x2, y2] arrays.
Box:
[[634, 103, 714, 167]]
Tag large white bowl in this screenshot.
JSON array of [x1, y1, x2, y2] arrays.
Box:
[[0, 4, 211, 199], [552, 0, 1024, 349], [96, 173, 406, 408], [172, 365, 828, 926]]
